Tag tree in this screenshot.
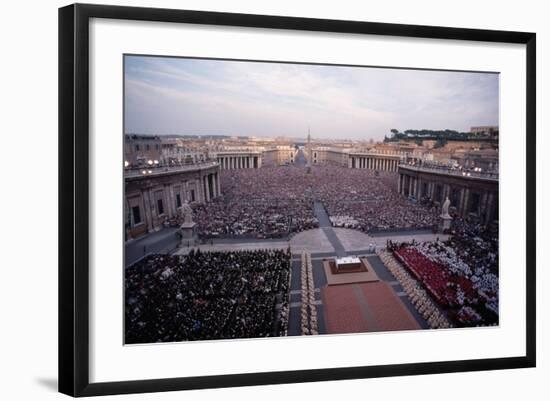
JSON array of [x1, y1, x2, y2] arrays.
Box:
[[433, 138, 448, 148]]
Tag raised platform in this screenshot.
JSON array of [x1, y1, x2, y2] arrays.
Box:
[[333, 256, 364, 272], [323, 257, 379, 286]]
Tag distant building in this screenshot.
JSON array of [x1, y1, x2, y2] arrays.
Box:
[[160, 138, 209, 165], [311, 146, 350, 167], [310, 145, 405, 172], [262, 145, 296, 166], [348, 146, 405, 172], [213, 149, 263, 169], [470, 126, 499, 139], [124, 134, 162, 167]]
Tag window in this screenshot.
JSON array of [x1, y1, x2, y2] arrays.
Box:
[[131, 206, 141, 225], [157, 199, 164, 215], [190, 190, 195, 202], [146, 144, 150, 151], [135, 144, 140, 151], [176, 193, 182, 208], [156, 144, 160, 150]]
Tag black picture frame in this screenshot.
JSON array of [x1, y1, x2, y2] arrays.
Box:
[[59, 3, 536, 397]]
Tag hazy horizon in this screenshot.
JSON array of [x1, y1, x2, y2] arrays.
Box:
[[124, 56, 499, 141]]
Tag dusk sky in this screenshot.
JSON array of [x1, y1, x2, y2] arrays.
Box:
[[124, 55, 499, 140]]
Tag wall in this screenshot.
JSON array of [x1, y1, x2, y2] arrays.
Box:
[[0, 0, 547, 400]]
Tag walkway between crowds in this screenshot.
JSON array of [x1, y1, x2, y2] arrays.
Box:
[[313, 200, 347, 258]]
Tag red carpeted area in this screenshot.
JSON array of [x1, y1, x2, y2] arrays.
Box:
[[322, 282, 420, 334]]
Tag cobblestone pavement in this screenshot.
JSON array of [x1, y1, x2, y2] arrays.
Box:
[[289, 229, 334, 253]]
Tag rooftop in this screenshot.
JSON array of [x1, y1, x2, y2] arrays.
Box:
[[399, 163, 499, 181], [124, 161, 219, 180]]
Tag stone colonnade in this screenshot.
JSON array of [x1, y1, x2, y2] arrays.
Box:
[[217, 155, 261, 169], [397, 166, 498, 225], [125, 166, 221, 239], [348, 156, 400, 172]]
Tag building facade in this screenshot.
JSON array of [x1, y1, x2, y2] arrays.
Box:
[[310, 147, 350, 167], [470, 125, 499, 139], [214, 150, 263, 169], [125, 162, 221, 239], [348, 150, 402, 172], [124, 134, 162, 166], [397, 164, 498, 224], [262, 145, 296, 167]]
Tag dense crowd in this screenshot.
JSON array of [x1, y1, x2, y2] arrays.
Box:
[[125, 249, 291, 344], [193, 166, 438, 239], [388, 220, 498, 327], [315, 167, 438, 232], [193, 167, 319, 239]]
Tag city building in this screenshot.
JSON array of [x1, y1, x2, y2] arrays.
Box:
[[262, 145, 296, 166], [397, 163, 498, 224], [125, 161, 221, 239], [213, 149, 263, 169], [470, 125, 499, 139], [124, 134, 162, 167], [310, 146, 350, 167], [348, 150, 402, 172]]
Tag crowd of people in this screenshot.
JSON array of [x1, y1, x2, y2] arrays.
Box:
[[193, 166, 439, 239], [316, 167, 438, 232], [193, 167, 319, 239], [125, 249, 292, 344], [387, 220, 498, 327]]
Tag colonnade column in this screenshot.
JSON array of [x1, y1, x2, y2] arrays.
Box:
[[397, 174, 402, 193], [211, 174, 217, 198], [485, 193, 494, 225], [204, 175, 210, 202], [142, 189, 153, 232]]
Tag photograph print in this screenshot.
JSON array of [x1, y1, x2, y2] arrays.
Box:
[[123, 55, 499, 345]]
